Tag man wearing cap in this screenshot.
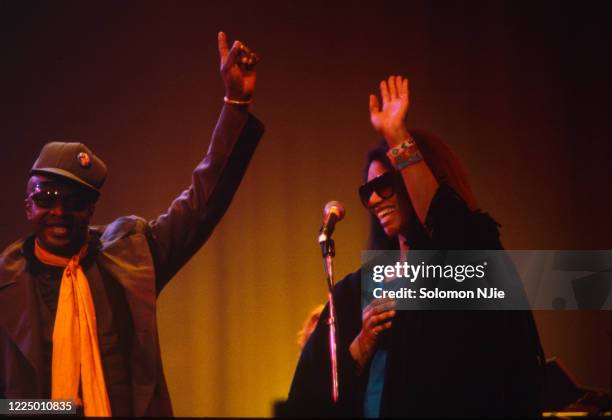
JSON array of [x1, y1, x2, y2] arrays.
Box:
[[0, 32, 263, 417]]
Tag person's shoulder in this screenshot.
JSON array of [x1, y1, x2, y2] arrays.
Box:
[[92, 215, 151, 244], [333, 252, 399, 294], [334, 269, 361, 294], [0, 237, 24, 256], [428, 184, 502, 249], [0, 238, 28, 286]]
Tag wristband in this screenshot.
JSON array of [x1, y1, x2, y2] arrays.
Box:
[[386, 136, 423, 170], [223, 96, 252, 106]]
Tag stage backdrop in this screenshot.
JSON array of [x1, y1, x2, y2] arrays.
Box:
[[1, 1, 610, 416]]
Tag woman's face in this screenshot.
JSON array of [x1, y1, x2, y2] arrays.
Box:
[[366, 160, 405, 238]]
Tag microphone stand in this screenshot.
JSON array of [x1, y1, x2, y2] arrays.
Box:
[[319, 233, 339, 403]]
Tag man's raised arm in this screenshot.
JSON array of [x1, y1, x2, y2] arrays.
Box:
[[149, 31, 264, 291]]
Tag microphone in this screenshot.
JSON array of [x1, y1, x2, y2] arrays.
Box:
[[319, 201, 346, 242], [318, 202, 345, 401]]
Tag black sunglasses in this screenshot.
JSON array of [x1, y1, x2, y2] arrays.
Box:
[[358, 171, 396, 207], [30, 190, 94, 212]]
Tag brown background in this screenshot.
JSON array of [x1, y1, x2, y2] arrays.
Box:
[[1, 1, 610, 416]]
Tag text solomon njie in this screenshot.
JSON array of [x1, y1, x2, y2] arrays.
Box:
[[372, 287, 506, 299]]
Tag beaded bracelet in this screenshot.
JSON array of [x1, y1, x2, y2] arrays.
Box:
[[386, 136, 423, 170]]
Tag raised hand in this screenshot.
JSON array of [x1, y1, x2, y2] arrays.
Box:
[[369, 75, 410, 147], [218, 31, 259, 101]]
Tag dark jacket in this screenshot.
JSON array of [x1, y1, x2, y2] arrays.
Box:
[[287, 185, 545, 417], [0, 105, 264, 416]]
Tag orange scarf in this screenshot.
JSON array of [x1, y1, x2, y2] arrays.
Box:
[[35, 241, 112, 417]]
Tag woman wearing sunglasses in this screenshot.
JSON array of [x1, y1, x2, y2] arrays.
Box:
[[287, 76, 544, 417]]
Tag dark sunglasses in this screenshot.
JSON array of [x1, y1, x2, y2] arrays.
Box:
[[358, 171, 396, 207], [29, 190, 94, 212]]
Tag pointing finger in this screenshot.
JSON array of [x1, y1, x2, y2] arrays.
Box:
[[217, 31, 229, 64]]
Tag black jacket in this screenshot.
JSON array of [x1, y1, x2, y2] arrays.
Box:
[[287, 185, 544, 417], [0, 105, 264, 416]]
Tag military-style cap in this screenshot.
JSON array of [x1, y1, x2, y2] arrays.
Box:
[[30, 142, 107, 193]]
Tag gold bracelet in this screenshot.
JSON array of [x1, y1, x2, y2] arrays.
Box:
[[223, 96, 252, 106]]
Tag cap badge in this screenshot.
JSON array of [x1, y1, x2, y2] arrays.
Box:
[[77, 152, 91, 168]]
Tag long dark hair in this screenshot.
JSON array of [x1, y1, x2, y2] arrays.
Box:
[[364, 130, 478, 250]]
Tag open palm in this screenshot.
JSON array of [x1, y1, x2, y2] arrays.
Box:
[[369, 75, 410, 146]]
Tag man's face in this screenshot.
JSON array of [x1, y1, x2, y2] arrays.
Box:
[[24, 175, 96, 256], [365, 160, 407, 238]]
